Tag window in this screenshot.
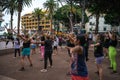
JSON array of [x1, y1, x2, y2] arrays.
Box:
[[104, 27, 106, 31], [89, 28, 92, 31], [89, 22, 95, 25], [89, 16, 92, 19]]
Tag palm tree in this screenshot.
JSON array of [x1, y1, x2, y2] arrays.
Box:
[[32, 8, 44, 32], [43, 0, 57, 34], [16, 0, 32, 34], [3, 0, 17, 30]]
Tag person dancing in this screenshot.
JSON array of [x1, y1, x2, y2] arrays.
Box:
[[67, 34, 89, 80], [38, 35, 53, 72], [17, 32, 37, 71], [108, 32, 118, 73], [90, 34, 104, 80]]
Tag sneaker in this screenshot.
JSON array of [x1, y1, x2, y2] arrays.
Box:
[[66, 72, 71, 76], [48, 65, 53, 68], [108, 67, 113, 69], [13, 57, 16, 58], [29, 64, 33, 67], [40, 59, 43, 61], [86, 58, 89, 61], [111, 71, 117, 74], [40, 69, 47, 72], [19, 67, 25, 71], [95, 71, 99, 75]]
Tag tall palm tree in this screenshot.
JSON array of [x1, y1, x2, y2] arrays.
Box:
[[3, 0, 17, 30], [32, 8, 44, 31], [43, 0, 57, 34], [16, 0, 32, 34]]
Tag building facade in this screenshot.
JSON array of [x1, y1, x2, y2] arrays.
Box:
[[85, 16, 112, 33], [21, 13, 51, 32]]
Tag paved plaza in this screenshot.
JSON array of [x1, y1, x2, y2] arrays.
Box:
[[0, 46, 120, 80]]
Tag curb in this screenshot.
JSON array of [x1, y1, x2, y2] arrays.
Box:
[[0, 48, 14, 56], [0, 75, 16, 80]]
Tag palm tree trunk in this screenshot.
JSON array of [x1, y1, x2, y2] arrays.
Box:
[[17, 11, 21, 34], [17, 0, 23, 34], [95, 14, 100, 34], [70, 15, 73, 32], [10, 14, 13, 30], [50, 15, 53, 34]]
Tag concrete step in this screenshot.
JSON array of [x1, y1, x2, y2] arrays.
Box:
[[0, 75, 16, 80]]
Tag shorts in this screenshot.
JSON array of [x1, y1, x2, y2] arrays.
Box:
[[22, 48, 30, 56], [59, 42, 62, 46], [71, 75, 89, 80], [31, 44, 36, 49], [53, 46, 57, 50], [95, 56, 104, 64]]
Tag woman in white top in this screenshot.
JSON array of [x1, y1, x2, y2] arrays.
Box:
[[14, 38, 20, 58], [53, 38, 58, 55]]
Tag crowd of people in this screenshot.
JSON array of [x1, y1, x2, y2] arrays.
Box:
[[4, 29, 119, 80]]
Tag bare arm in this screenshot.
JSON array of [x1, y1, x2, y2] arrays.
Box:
[[108, 32, 112, 39], [70, 46, 83, 55], [68, 34, 76, 44], [17, 34, 26, 41], [90, 42, 100, 47], [11, 29, 17, 34], [29, 32, 38, 40]]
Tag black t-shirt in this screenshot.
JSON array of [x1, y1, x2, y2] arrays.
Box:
[[44, 39, 53, 52], [23, 40, 31, 48], [41, 36, 45, 46], [94, 41, 104, 57], [109, 39, 117, 47], [7, 32, 13, 39], [103, 38, 110, 48], [66, 40, 75, 47]]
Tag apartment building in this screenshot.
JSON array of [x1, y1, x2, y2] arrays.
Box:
[[21, 13, 51, 32]]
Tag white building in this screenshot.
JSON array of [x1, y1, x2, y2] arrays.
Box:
[[85, 16, 112, 33]]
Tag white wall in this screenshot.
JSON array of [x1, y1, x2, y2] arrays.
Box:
[[85, 16, 112, 33]]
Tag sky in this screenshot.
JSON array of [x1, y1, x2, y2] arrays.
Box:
[[1, 0, 46, 28]]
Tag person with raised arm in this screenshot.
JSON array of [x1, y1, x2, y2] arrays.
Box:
[[4, 26, 14, 48], [66, 34, 89, 80], [17, 32, 38, 71], [37, 35, 53, 72], [108, 31, 118, 73], [90, 34, 104, 80]]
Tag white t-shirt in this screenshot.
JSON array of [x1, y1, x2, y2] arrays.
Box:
[[14, 40, 20, 49], [53, 40, 58, 46]]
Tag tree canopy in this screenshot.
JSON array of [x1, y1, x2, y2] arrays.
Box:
[[54, 4, 88, 28]]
